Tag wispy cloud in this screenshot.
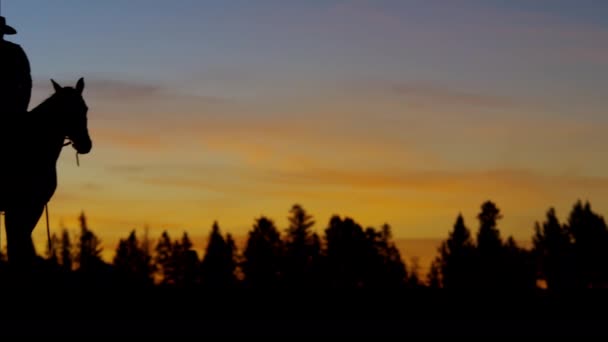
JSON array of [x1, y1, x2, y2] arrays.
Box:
[[258, 167, 608, 197], [33, 78, 161, 99], [80, 182, 105, 191], [33, 76, 231, 106], [84, 79, 163, 99], [389, 82, 516, 108], [109, 158, 608, 201], [94, 129, 165, 151], [336, 77, 524, 112], [105, 165, 148, 174]]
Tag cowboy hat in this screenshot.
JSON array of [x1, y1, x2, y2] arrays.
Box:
[[0, 16, 17, 35]]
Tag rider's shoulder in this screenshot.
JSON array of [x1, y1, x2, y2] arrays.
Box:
[[1, 39, 24, 50]]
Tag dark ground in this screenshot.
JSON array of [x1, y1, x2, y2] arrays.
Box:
[[0, 284, 605, 338]]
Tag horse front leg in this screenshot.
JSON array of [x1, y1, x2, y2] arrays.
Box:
[[4, 204, 45, 277]]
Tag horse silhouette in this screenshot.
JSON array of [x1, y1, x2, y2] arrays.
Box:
[[0, 78, 91, 275]]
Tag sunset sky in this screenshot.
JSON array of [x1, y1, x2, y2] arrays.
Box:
[[3, 1, 608, 260]]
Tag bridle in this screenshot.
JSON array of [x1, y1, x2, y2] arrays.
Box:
[[63, 137, 80, 166]]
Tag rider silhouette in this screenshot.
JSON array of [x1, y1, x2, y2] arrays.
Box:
[[0, 16, 34, 279], [0, 16, 31, 118]]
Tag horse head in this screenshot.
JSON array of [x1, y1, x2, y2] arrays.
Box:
[[50, 78, 92, 154]]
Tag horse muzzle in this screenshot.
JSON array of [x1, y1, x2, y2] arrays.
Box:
[[72, 135, 92, 154]]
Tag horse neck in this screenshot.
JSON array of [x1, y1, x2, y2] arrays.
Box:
[[29, 95, 66, 154]]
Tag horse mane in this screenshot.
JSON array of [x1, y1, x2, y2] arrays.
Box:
[[29, 89, 62, 116]]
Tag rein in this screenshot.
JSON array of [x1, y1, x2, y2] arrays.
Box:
[[63, 139, 79, 166]]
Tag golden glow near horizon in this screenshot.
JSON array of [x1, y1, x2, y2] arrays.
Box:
[[27, 90, 608, 261]]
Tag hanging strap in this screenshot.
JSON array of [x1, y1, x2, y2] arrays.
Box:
[[0, 212, 2, 259], [45, 204, 51, 255], [44, 139, 80, 256]]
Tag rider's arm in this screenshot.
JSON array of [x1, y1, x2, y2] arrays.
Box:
[[16, 45, 32, 112]]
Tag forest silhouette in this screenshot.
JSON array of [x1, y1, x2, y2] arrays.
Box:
[[1, 201, 607, 338], [3, 199, 607, 291]]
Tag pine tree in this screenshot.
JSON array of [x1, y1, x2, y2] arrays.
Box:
[[475, 201, 504, 287], [283, 204, 318, 287], [113, 230, 154, 287], [566, 201, 608, 288], [438, 214, 475, 288], [532, 208, 575, 290], [243, 217, 283, 288], [154, 231, 175, 286], [201, 221, 236, 288], [176, 232, 199, 287], [60, 229, 73, 272], [75, 212, 104, 273]]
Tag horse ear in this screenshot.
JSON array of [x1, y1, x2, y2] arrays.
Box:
[[76, 78, 85, 94], [51, 79, 62, 92]]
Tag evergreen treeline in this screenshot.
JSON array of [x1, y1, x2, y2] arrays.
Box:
[[6, 200, 608, 290]]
